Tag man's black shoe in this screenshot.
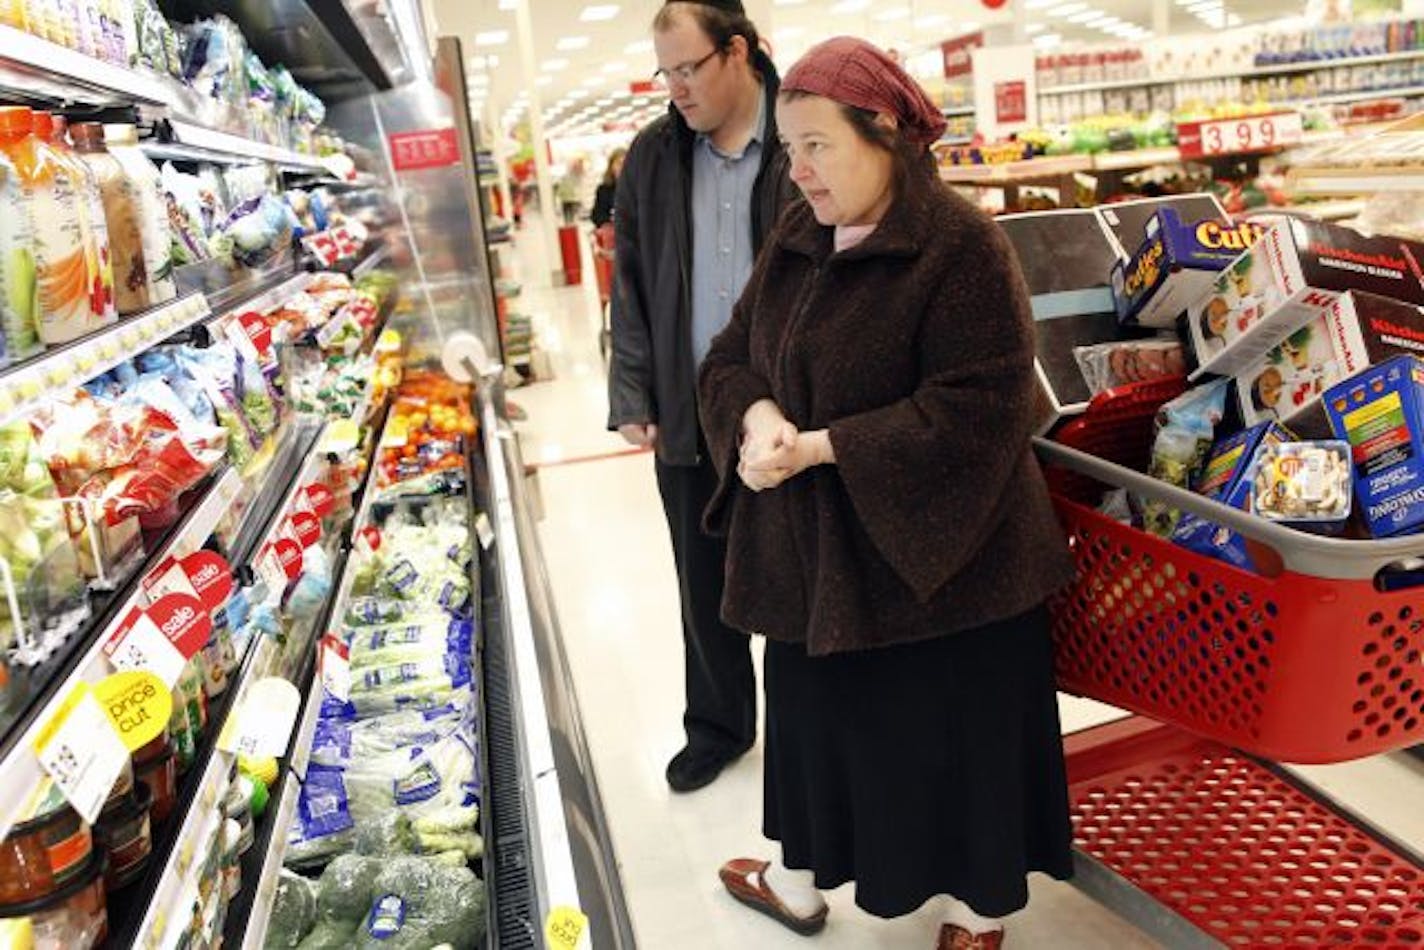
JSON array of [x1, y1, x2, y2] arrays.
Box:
[[665, 743, 751, 793]]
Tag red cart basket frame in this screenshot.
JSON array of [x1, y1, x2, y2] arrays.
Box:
[[1035, 380, 1424, 765]]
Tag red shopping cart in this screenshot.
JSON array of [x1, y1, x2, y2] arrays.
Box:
[[592, 223, 615, 360], [1036, 379, 1424, 764]]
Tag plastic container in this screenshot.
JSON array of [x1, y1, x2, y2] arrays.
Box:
[[134, 736, 177, 824], [96, 779, 152, 891], [102, 757, 134, 815], [101, 124, 175, 306], [1250, 440, 1353, 531], [33, 113, 114, 331], [0, 783, 94, 904], [70, 122, 152, 316], [0, 125, 37, 366], [222, 778, 253, 854], [219, 819, 241, 901], [0, 850, 108, 949]]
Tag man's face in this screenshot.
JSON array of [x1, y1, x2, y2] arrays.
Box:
[[653, 12, 745, 135]]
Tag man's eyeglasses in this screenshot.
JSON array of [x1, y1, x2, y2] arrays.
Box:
[[652, 47, 722, 88]]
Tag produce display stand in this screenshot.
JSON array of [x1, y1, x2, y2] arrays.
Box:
[[1288, 114, 1424, 197], [1032, 379, 1424, 945]]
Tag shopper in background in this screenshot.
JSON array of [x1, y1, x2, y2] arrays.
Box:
[[608, 0, 796, 794], [557, 156, 587, 225], [590, 147, 626, 228], [698, 37, 1076, 949]]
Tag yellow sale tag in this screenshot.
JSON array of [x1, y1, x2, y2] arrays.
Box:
[[95, 671, 173, 752], [322, 419, 362, 454], [545, 906, 588, 950]]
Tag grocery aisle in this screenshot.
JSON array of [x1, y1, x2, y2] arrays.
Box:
[[503, 217, 1158, 948]]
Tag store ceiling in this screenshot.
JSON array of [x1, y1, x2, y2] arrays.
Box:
[[428, 0, 1310, 139]]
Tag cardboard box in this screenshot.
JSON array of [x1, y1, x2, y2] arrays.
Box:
[[1094, 194, 1230, 258], [1187, 218, 1424, 381], [1324, 354, 1424, 538], [1112, 209, 1267, 328], [1237, 291, 1424, 434], [996, 209, 1151, 428]]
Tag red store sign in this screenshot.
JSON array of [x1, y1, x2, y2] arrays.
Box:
[[388, 128, 462, 171], [994, 80, 1028, 124], [941, 32, 984, 79]]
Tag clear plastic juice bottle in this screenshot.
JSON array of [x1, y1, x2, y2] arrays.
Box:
[[0, 106, 90, 347], [35, 113, 114, 330], [102, 123, 175, 304], [71, 122, 150, 315], [0, 111, 39, 364]]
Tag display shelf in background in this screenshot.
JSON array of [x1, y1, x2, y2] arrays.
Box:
[[1038, 48, 1424, 96], [120, 421, 328, 949], [147, 120, 330, 173], [941, 105, 976, 117], [939, 153, 1093, 183]]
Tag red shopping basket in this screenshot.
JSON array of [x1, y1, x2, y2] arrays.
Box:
[[591, 224, 615, 309], [1036, 380, 1424, 764]]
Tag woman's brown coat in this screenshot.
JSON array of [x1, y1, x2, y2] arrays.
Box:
[[698, 169, 1076, 656]]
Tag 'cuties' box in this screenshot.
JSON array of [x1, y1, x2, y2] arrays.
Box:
[[1186, 218, 1424, 381], [1324, 354, 1424, 538], [1112, 210, 1266, 328]]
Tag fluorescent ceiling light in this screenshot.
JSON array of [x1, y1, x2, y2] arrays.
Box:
[[582, 76, 605, 87], [830, 0, 871, 12], [1026, 0, 1057, 9], [1068, 9, 1101, 22], [961, 20, 980, 30], [467, 55, 487, 70], [596, 97, 615, 106], [1085, 15, 1115, 26], [601, 60, 629, 73], [624, 39, 653, 54], [1047, 2, 1088, 16], [475, 30, 508, 46], [874, 6, 910, 21], [542, 58, 569, 71], [580, 4, 619, 21], [557, 36, 591, 50], [499, 0, 516, 7]]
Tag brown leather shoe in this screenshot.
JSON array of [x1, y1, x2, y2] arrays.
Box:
[[718, 858, 829, 937], [937, 922, 1005, 950]]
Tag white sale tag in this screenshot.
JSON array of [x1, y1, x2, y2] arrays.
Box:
[[219, 678, 302, 758], [143, 559, 198, 605], [256, 547, 288, 598], [34, 686, 129, 824], [474, 513, 494, 551], [108, 612, 189, 689], [320, 639, 351, 702]]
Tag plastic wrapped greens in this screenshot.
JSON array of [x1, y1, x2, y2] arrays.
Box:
[[347, 616, 474, 670], [310, 705, 463, 769], [264, 871, 319, 949], [308, 856, 486, 950]]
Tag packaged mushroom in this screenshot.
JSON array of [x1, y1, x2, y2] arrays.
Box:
[[1250, 440, 1353, 533]]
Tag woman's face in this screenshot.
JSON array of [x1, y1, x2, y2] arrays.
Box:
[[613, 154, 625, 178], [776, 94, 895, 228]]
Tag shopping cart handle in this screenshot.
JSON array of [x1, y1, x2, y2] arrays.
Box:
[[1032, 436, 1424, 582]]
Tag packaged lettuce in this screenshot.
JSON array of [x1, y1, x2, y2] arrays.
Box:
[[310, 705, 463, 769], [286, 769, 356, 870], [347, 617, 474, 671], [379, 557, 470, 610]]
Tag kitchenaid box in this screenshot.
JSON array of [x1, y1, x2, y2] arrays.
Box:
[[1238, 291, 1424, 433], [1112, 209, 1267, 328], [996, 208, 1151, 428], [1187, 217, 1424, 381]]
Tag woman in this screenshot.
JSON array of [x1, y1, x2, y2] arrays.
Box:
[[590, 147, 626, 228], [698, 37, 1077, 950]]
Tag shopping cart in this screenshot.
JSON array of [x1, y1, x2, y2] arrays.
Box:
[[592, 223, 615, 360], [1035, 379, 1424, 765]]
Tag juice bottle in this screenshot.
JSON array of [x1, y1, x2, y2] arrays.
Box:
[[103, 123, 175, 304], [168, 684, 197, 773], [35, 113, 114, 329], [0, 0, 28, 31], [0, 106, 90, 347], [72, 122, 150, 315], [0, 113, 39, 365]]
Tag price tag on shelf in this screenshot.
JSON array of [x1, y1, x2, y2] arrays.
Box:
[[474, 513, 494, 551], [105, 607, 189, 688], [302, 483, 336, 518], [545, 906, 589, 950], [256, 544, 290, 597], [33, 684, 129, 824], [95, 671, 172, 752], [274, 538, 304, 581], [181, 550, 235, 612], [290, 511, 323, 549], [302, 231, 342, 267], [219, 677, 301, 758], [142, 555, 193, 603], [319, 636, 351, 703], [1177, 111, 1304, 160]]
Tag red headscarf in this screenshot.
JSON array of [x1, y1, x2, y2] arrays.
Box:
[[781, 36, 948, 147]]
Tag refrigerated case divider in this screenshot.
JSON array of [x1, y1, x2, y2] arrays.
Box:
[[0, 464, 241, 842], [125, 420, 328, 947]]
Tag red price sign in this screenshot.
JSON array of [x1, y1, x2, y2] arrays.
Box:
[[303, 232, 341, 266], [274, 538, 304, 580], [290, 511, 322, 549], [388, 128, 461, 171], [941, 32, 984, 80], [1177, 111, 1304, 159], [236, 312, 273, 356], [302, 483, 336, 518], [994, 80, 1027, 125], [181, 551, 234, 611]]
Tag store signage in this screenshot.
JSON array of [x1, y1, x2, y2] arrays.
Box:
[[290, 511, 322, 549], [302, 483, 337, 518], [629, 80, 658, 95], [941, 32, 984, 79], [995, 80, 1028, 124], [274, 538, 304, 580], [235, 311, 273, 357], [320, 635, 351, 702], [95, 671, 172, 752], [34, 684, 129, 824], [1177, 111, 1304, 160], [106, 593, 212, 688], [388, 127, 462, 171], [143, 551, 234, 613]]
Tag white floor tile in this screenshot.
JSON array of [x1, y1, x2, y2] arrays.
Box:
[[499, 217, 1424, 949]]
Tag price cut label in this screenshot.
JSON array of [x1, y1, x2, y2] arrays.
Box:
[[33, 684, 129, 824], [320, 636, 351, 702], [1177, 111, 1304, 159], [545, 907, 589, 950]]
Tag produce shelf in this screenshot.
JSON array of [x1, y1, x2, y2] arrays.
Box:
[[1090, 146, 1187, 172], [1039, 48, 1424, 96], [939, 154, 1093, 184], [941, 105, 976, 117], [0, 23, 173, 106], [119, 420, 328, 949], [146, 120, 330, 174]]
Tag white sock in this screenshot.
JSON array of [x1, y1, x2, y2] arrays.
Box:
[[941, 896, 1005, 933], [763, 860, 825, 918]]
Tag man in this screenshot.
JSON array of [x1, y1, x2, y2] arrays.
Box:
[[608, 0, 796, 793]]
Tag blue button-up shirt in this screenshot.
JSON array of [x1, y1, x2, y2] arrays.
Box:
[[690, 91, 765, 369]]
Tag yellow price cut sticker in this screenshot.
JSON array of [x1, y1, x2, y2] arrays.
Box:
[[545, 906, 589, 950]]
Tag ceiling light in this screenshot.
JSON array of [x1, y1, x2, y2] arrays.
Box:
[[914, 13, 949, 29], [1067, 9, 1101, 22], [542, 58, 569, 71], [596, 97, 614, 106], [468, 72, 489, 85], [1085, 15, 1115, 27], [601, 60, 628, 74], [1046, 2, 1088, 16], [829, 0, 870, 13], [557, 36, 590, 50], [1026, 0, 1057, 8], [467, 55, 487, 70], [960, 20, 980, 30], [475, 30, 508, 46], [536, 75, 553, 86], [582, 76, 604, 87], [873, 6, 910, 20], [624, 39, 653, 55], [1033, 33, 1063, 48], [580, 4, 619, 21]]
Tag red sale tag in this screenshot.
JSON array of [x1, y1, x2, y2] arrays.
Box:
[[388, 128, 461, 171], [304, 483, 336, 518], [274, 538, 304, 580], [290, 511, 322, 549], [319, 635, 351, 702], [180, 550, 234, 612], [146, 593, 212, 658], [357, 525, 381, 555], [237, 311, 273, 356], [303, 232, 341, 266], [1176, 111, 1304, 160]]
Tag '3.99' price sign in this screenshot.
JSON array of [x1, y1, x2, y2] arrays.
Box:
[[1176, 111, 1304, 160]]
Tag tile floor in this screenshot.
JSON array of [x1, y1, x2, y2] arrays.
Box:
[[496, 215, 1424, 949]]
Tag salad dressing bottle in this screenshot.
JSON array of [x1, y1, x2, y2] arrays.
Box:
[[103, 123, 175, 304], [35, 112, 114, 330], [0, 110, 39, 364], [72, 122, 150, 315]]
